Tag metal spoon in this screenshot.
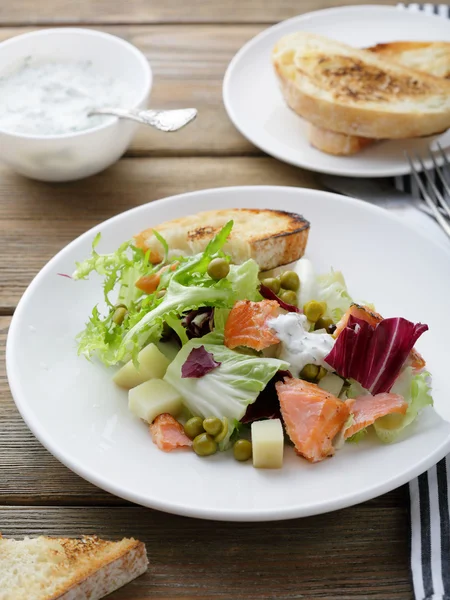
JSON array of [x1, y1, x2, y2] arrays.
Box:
[[89, 107, 197, 132]]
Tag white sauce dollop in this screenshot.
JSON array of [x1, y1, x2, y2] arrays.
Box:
[[268, 312, 335, 377]]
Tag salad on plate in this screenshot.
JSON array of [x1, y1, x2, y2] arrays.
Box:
[[71, 209, 433, 469]]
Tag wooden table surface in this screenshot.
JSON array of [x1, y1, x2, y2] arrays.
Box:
[[0, 1, 414, 598]]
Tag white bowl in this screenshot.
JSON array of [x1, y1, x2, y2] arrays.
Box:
[[0, 28, 152, 182]]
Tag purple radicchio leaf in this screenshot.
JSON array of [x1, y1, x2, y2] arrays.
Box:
[[259, 284, 300, 313], [241, 369, 292, 423], [325, 315, 428, 394], [181, 307, 215, 339], [181, 345, 221, 378]]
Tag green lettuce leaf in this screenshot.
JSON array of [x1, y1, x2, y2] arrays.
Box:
[[164, 332, 289, 449], [316, 270, 353, 323], [74, 222, 263, 367], [346, 429, 368, 444], [214, 308, 231, 333], [121, 259, 260, 364], [373, 368, 433, 443], [295, 258, 353, 322], [73, 236, 153, 308]]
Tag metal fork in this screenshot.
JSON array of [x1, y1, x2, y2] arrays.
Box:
[[406, 144, 450, 239]]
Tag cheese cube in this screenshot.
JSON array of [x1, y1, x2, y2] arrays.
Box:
[[251, 419, 284, 469], [113, 343, 170, 389], [128, 379, 182, 423]]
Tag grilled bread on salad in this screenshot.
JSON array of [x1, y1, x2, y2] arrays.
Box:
[[134, 208, 310, 271], [272, 32, 450, 140], [308, 40, 450, 155]]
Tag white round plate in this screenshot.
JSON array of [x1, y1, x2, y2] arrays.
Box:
[[223, 5, 450, 178], [6, 186, 450, 521]]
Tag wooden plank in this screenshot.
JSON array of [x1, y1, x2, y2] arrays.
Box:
[[0, 0, 397, 25], [0, 156, 319, 311], [1, 314, 407, 510], [0, 25, 265, 157], [0, 503, 412, 599]]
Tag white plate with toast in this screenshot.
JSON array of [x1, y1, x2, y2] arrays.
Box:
[[223, 5, 450, 177], [6, 186, 450, 521]]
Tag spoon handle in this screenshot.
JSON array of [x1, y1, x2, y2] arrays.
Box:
[[89, 107, 197, 132]]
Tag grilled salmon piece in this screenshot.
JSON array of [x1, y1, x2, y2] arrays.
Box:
[[335, 304, 426, 370], [150, 413, 192, 452], [224, 300, 280, 351], [344, 393, 408, 439], [276, 378, 349, 463]]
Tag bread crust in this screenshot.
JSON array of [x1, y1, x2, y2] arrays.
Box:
[[308, 124, 374, 155]]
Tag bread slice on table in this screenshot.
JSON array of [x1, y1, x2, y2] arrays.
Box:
[[272, 32, 450, 140], [308, 41, 450, 155], [0, 534, 148, 600], [134, 208, 310, 271]]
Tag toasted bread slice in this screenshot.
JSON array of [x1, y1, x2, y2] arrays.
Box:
[[134, 209, 310, 271], [0, 534, 148, 600], [308, 41, 450, 155], [370, 41, 450, 79], [273, 32, 450, 139], [308, 125, 373, 156]]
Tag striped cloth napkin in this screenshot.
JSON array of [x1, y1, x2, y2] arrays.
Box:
[[396, 4, 450, 600]]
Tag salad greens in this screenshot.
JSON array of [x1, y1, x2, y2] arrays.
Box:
[[374, 368, 433, 443], [73, 220, 433, 464], [74, 222, 261, 366], [296, 258, 352, 323], [164, 332, 289, 449]]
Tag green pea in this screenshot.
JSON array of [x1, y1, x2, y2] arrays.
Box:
[[184, 417, 204, 440], [112, 306, 127, 325], [156, 289, 166, 299], [207, 258, 230, 280], [280, 270, 300, 291], [203, 417, 223, 437], [303, 300, 327, 323], [193, 433, 217, 457], [279, 290, 297, 306], [315, 317, 334, 331], [214, 418, 229, 443], [233, 439, 252, 462], [261, 277, 281, 295], [300, 364, 319, 381], [317, 366, 328, 381]]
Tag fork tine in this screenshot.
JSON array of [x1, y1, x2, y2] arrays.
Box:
[[437, 142, 450, 169], [416, 151, 450, 217], [406, 152, 450, 239], [428, 147, 450, 218]]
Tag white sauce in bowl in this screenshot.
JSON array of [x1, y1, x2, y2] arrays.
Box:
[[0, 59, 133, 135]]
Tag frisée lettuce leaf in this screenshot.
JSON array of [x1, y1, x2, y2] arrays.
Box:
[[73, 223, 262, 367]]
